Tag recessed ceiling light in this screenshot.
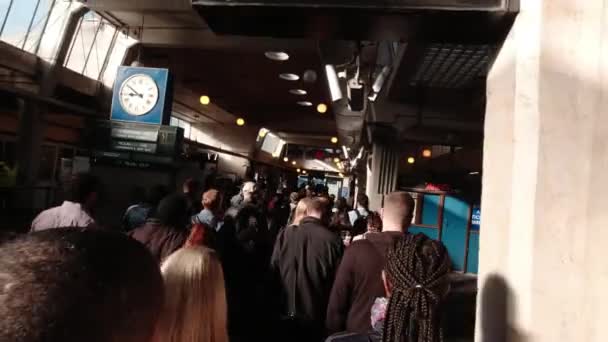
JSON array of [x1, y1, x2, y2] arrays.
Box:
[[258, 128, 269, 138], [200, 95, 210, 105], [236, 118, 245, 126], [289, 89, 307, 96], [331, 137, 338, 144], [283, 157, 289, 162], [407, 157, 415, 164], [292, 161, 297, 166], [297, 101, 313, 107], [317, 103, 328, 114], [265, 51, 290, 61], [279, 73, 300, 81]]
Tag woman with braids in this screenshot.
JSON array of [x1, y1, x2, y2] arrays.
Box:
[[326, 233, 451, 342]]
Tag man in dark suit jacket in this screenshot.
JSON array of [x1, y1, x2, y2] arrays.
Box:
[[271, 197, 344, 342]]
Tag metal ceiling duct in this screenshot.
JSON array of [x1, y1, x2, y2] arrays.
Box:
[[193, 0, 518, 41]]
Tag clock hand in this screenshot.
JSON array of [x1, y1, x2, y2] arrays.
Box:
[[127, 85, 143, 98]]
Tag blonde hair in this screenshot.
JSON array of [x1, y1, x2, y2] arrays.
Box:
[[293, 197, 312, 225], [154, 247, 228, 342]]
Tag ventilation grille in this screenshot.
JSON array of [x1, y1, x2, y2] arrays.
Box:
[[409, 44, 496, 89]]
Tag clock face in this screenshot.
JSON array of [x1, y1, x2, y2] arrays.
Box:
[[118, 74, 160, 116]]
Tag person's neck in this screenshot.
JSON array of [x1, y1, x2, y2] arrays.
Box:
[[382, 223, 405, 233]]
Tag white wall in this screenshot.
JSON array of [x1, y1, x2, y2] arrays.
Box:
[[477, 1, 608, 341]]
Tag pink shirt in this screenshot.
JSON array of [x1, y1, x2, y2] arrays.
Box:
[[31, 201, 96, 232]]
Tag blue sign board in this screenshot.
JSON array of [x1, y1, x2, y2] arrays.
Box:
[[111, 66, 173, 125], [471, 207, 481, 231]]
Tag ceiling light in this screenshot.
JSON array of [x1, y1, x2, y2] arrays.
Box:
[[422, 149, 432, 158], [303, 70, 318, 83], [317, 103, 328, 114], [342, 145, 350, 159], [325, 65, 344, 102], [258, 128, 269, 138], [333, 158, 340, 163], [303, 170, 307, 174], [289, 89, 307, 95], [279, 73, 300, 81], [200, 95, 211, 105], [236, 118, 245, 126], [297, 168, 301, 173], [292, 161, 297, 165], [283, 157, 289, 162], [469, 171, 480, 175], [297, 101, 313, 107], [407, 157, 415, 164], [265, 51, 289, 61], [331, 137, 338, 144], [372, 66, 391, 93]]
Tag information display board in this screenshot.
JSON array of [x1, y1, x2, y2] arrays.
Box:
[[87, 120, 183, 169]]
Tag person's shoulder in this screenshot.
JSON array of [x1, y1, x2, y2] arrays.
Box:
[[348, 238, 378, 253], [325, 331, 380, 342], [31, 206, 60, 231]]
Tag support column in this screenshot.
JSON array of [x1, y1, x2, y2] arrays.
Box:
[[15, 99, 45, 185], [365, 143, 399, 211], [15, 7, 87, 186], [477, 1, 608, 342]]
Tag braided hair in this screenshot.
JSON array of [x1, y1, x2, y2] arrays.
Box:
[[383, 234, 451, 342]]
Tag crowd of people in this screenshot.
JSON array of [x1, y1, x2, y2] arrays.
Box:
[[0, 172, 454, 342]]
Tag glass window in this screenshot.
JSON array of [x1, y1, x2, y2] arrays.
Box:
[[37, 1, 81, 62], [170, 116, 179, 127], [23, 0, 54, 52], [38, 144, 57, 181], [0, 0, 38, 48], [83, 19, 115, 79], [190, 126, 200, 141], [178, 120, 190, 139], [65, 11, 99, 74], [0, 2, 11, 32], [101, 30, 136, 86]]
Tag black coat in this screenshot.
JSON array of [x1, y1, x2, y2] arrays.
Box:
[[128, 220, 188, 263], [270, 217, 344, 329]]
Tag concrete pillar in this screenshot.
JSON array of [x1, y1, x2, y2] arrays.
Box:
[[15, 7, 86, 186], [16, 99, 45, 185], [477, 1, 608, 342], [365, 143, 399, 211]]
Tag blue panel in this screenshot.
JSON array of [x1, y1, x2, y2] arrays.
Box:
[[421, 194, 440, 226], [111, 66, 171, 125], [408, 226, 439, 240], [441, 196, 470, 272], [466, 233, 479, 274]]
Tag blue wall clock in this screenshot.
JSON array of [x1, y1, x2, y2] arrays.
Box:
[[111, 66, 173, 125]]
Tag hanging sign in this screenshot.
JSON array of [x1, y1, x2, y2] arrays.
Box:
[[471, 207, 481, 231]]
